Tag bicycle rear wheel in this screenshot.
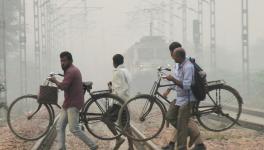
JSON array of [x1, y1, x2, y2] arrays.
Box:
[[120, 94, 166, 141], [196, 84, 242, 132], [0, 103, 8, 127], [7, 95, 53, 141], [83, 93, 130, 140]]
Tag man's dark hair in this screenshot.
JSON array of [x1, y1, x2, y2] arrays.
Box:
[[175, 48, 186, 59], [60, 51, 73, 62], [113, 54, 124, 66], [169, 42, 182, 52]]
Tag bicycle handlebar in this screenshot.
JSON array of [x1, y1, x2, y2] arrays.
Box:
[[49, 72, 64, 77], [157, 67, 171, 72], [157, 67, 172, 80]]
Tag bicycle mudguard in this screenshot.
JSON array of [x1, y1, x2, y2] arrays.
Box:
[[207, 80, 225, 90], [91, 90, 111, 95], [207, 80, 244, 104], [81, 92, 111, 113]]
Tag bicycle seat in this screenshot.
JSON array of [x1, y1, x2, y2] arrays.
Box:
[[83, 81, 93, 90]]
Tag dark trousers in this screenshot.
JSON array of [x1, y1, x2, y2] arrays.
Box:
[[106, 104, 134, 149], [165, 100, 201, 150]]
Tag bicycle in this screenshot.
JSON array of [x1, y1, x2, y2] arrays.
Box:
[[7, 73, 129, 141], [120, 66, 243, 141]]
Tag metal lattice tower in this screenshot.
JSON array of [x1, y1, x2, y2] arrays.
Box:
[[46, 2, 52, 72], [210, 0, 216, 67], [34, 0, 41, 84], [40, 0, 48, 76], [182, 0, 187, 45], [198, 0, 203, 51], [169, 0, 174, 42], [48, 1, 57, 71], [0, 0, 7, 104], [19, 0, 27, 95], [149, 10, 154, 36], [241, 0, 249, 92], [159, 2, 166, 38]]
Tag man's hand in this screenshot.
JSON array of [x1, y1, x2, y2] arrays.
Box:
[[164, 75, 175, 82], [48, 76, 57, 83], [162, 89, 171, 98], [164, 75, 183, 88]]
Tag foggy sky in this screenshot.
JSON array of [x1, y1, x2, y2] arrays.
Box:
[[65, 0, 264, 89], [9, 0, 264, 91]]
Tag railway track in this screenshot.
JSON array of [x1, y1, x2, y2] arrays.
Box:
[[30, 116, 159, 150], [129, 124, 160, 150], [202, 104, 264, 131], [239, 107, 264, 132], [30, 107, 264, 150], [31, 116, 60, 150]]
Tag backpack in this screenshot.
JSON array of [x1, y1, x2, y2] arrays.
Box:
[[189, 57, 207, 101]]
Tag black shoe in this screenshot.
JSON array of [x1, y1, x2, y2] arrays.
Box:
[[113, 138, 125, 150], [91, 145, 98, 150], [189, 133, 200, 147], [191, 144, 206, 150], [161, 143, 175, 150]]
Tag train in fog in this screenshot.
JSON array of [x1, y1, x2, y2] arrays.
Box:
[[124, 36, 171, 75], [124, 36, 172, 94]]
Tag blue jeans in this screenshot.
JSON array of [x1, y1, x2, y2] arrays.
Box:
[[57, 107, 97, 150]]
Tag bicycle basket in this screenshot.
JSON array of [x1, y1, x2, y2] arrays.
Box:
[[38, 85, 58, 104]]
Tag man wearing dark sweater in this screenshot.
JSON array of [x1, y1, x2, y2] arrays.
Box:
[[49, 51, 98, 150]]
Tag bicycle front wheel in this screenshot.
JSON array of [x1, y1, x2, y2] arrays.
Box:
[[196, 84, 242, 132], [121, 94, 166, 141], [7, 95, 53, 141], [83, 93, 130, 140]]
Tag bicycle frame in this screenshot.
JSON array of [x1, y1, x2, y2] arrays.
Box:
[[137, 69, 176, 120], [149, 69, 175, 104], [197, 80, 229, 115], [80, 85, 113, 123]]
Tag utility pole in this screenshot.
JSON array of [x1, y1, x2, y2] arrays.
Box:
[[40, 0, 48, 76], [158, 2, 166, 38], [210, 0, 216, 67], [34, 0, 41, 85], [19, 0, 27, 95], [169, 0, 174, 42], [0, 0, 7, 104], [241, 0, 249, 94], [46, 1, 52, 72], [198, 0, 203, 52], [149, 10, 153, 36], [182, 0, 187, 45]]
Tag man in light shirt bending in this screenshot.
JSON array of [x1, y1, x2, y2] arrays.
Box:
[[108, 54, 134, 150]]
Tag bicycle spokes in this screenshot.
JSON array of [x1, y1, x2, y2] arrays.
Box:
[[7, 95, 52, 141], [197, 85, 242, 132], [84, 93, 128, 140], [123, 95, 165, 141]]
